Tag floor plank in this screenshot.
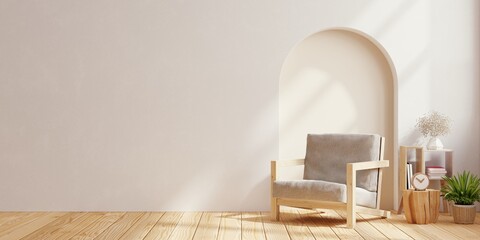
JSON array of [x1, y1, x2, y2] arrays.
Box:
[[0, 212, 36, 230], [295, 209, 339, 239], [357, 212, 413, 240], [261, 212, 291, 240], [335, 210, 386, 239], [0, 212, 44, 235], [192, 212, 222, 240], [387, 213, 463, 240], [168, 212, 203, 240], [280, 207, 314, 240], [20, 212, 87, 240], [143, 212, 183, 240], [93, 212, 145, 240], [70, 212, 125, 240], [217, 212, 242, 240], [0, 212, 66, 240], [430, 214, 480, 239], [242, 212, 266, 240], [0, 212, 14, 219], [314, 209, 363, 240], [0, 212, 24, 222], [53, 212, 105, 239], [118, 212, 164, 240]]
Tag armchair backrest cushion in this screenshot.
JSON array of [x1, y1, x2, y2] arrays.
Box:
[[303, 134, 381, 192]]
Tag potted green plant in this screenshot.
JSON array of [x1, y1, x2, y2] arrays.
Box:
[[441, 171, 480, 224]]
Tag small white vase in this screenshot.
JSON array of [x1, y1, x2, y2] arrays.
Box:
[[427, 137, 444, 150]]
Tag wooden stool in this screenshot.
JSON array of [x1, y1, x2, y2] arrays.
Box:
[[403, 189, 440, 224]]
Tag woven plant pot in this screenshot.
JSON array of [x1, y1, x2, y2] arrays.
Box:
[[452, 204, 476, 224]]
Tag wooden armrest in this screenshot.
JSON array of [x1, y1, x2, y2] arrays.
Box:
[[271, 159, 305, 182], [271, 159, 305, 168], [346, 160, 389, 227], [347, 160, 389, 171]]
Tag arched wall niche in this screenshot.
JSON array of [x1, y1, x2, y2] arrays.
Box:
[[279, 28, 398, 210]]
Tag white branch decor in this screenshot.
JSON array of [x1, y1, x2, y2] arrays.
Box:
[[416, 111, 451, 138]]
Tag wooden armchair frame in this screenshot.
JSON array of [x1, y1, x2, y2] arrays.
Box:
[[271, 137, 390, 229]]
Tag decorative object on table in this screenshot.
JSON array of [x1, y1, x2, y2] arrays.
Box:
[[416, 111, 451, 150], [412, 173, 430, 190], [441, 171, 480, 224]]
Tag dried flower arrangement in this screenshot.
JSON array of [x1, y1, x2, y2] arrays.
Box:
[[416, 111, 451, 137]]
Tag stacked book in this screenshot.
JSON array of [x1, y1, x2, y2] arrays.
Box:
[[427, 166, 447, 180], [406, 163, 413, 189]]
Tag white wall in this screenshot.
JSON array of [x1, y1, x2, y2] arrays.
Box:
[[0, 0, 478, 211]]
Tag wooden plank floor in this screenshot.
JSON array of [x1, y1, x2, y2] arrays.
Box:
[[0, 207, 479, 240]]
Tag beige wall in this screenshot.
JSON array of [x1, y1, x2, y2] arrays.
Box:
[[0, 1, 280, 211], [0, 0, 478, 211], [279, 29, 395, 209]]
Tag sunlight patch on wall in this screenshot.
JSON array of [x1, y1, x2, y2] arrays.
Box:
[[280, 67, 357, 159]]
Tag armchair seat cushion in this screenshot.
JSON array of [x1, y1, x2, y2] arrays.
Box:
[[273, 180, 377, 208]]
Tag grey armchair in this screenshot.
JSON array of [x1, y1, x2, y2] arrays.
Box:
[[271, 134, 390, 228]]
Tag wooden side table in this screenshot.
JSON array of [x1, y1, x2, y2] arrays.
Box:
[[403, 189, 440, 224]]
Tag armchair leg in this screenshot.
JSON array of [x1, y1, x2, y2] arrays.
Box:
[[347, 207, 356, 229], [347, 164, 356, 229], [271, 197, 279, 220]]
